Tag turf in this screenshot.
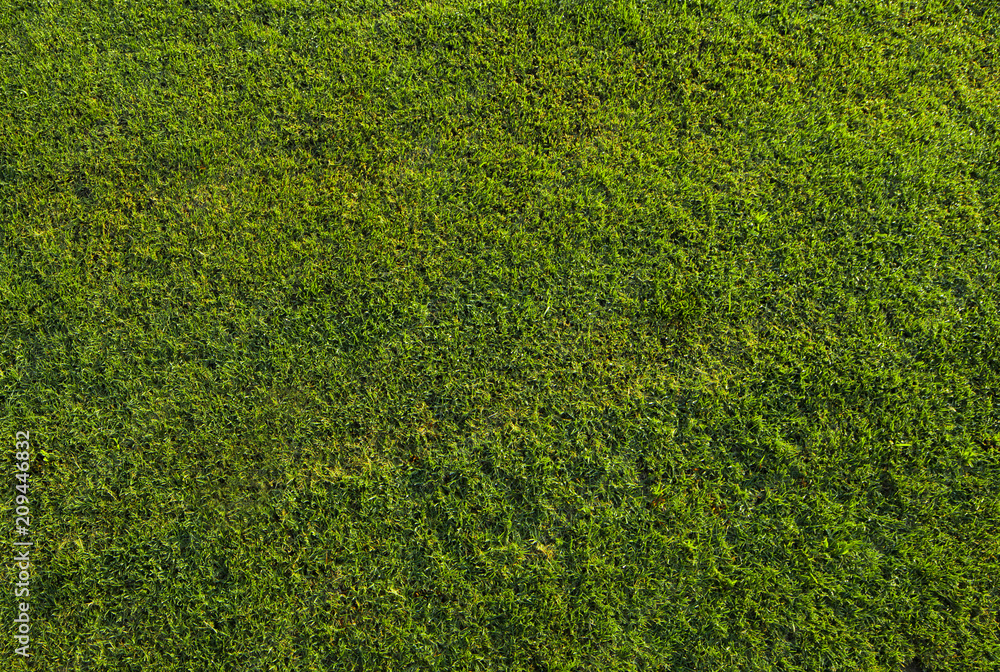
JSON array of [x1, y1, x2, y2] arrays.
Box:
[[2, 0, 998, 670]]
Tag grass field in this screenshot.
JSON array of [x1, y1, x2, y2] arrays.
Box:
[[2, 0, 999, 669]]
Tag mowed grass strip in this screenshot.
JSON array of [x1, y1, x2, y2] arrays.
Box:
[[1, 0, 998, 670]]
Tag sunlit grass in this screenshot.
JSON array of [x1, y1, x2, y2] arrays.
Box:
[[1, 0, 998, 670]]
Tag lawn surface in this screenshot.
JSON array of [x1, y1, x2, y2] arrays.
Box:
[[2, 0, 999, 670]]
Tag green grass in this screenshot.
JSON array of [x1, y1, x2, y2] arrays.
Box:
[[2, 0, 998, 669]]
